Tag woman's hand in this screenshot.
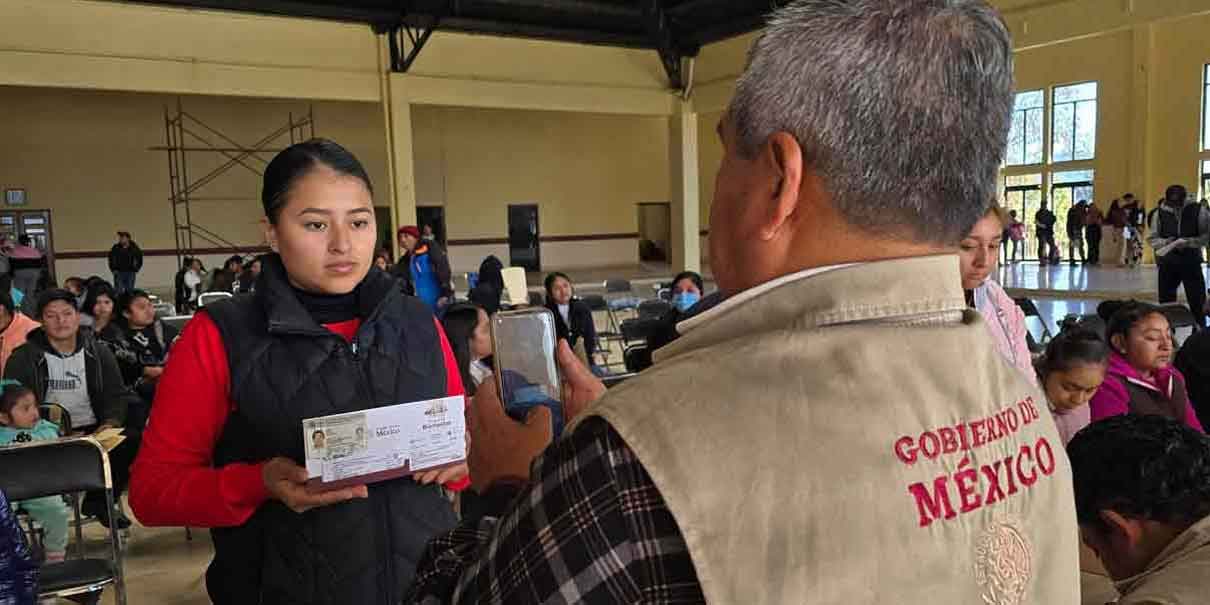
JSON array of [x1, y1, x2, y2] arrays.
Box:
[[262, 457, 368, 514]]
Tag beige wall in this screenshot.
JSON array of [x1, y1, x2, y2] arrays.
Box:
[[410, 105, 671, 271], [0, 85, 389, 289]]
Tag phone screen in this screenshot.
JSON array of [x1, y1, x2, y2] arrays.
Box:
[[490, 308, 564, 437]]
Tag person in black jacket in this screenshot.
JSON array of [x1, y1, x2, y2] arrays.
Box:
[[543, 272, 597, 364], [1148, 184, 1210, 328], [469, 255, 505, 314], [101, 290, 179, 429], [108, 231, 144, 294], [3, 289, 141, 528], [128, 139, 466, 605]]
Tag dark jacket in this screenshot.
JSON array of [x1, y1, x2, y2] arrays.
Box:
[[546, 298, 597, 360], [108, 242, 143, 273], [1065, 205, 1086, 235], [0, 489, 37, 603], [393, 243, 453, 300], [3, 327, 137, 428], [1035, 209, 1057, 236], [99, 319, 179, 389], [1176, 330, 1210, 430], [208, 269, 236, 293], [202, 254, 456, 605]]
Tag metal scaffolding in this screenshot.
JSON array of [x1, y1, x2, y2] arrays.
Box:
[[150, 98, 314, 268]]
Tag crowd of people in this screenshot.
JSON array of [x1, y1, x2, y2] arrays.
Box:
[[8, 1, 1210, 604]]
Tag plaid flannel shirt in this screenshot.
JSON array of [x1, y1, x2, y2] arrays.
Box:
[[406, 417, 706, 604]]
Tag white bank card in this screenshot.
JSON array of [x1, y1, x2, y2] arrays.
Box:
[[303, 395, 466, 489]]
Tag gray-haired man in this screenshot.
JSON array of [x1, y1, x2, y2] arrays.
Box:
[[408, 1, 1079, 603]]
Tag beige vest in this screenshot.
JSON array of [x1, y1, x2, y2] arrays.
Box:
[[1116, 514, 1210, 604], [581, 256, 1079, 604]]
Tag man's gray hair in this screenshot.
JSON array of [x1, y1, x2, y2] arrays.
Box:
[[730, 0, 1014, 245]]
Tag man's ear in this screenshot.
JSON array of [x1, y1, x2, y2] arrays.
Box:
[[757, 132, 805, 241], [1100, 509, 1145, 549]]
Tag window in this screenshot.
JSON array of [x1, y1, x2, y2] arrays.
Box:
[[1203, 65, 1210, 151], [1202, 160, 1210, 200], [1005, 90, 1045, 166], [1050, 170, 1095, 254], [1052, 82, 1098, 162]]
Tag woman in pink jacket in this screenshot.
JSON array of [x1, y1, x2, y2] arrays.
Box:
[[1089, 301, 1204, 432], [960, 204, 1036, 384]]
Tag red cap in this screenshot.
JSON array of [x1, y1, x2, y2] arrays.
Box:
[[398, 225, 420, 239]]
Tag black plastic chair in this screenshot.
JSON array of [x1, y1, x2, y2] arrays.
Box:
[[161, 315, 192, 332], [637, 299, 672, 320], [604, 279, 633, 294], [1158, 303, 1199, 332], [582, 294, 623, 368], [1013, 297, 1054, 348], [528, 291, 545, 307], [0, 438, 127, 604], [624, 346, 653, 373]]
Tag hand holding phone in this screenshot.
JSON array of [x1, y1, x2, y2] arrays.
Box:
[[491, 309, 565, 437]]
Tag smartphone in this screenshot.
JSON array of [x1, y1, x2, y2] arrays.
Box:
[[490, 308, 565, 437]]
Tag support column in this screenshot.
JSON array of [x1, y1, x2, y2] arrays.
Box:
[[669, 99, 701, 272], [386, 74, 418, 253]]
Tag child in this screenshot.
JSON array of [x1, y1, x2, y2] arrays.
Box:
[[1034, 328, 1109, 444], [0, 380, 69, 563]]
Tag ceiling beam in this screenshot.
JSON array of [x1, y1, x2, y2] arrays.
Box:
[[400, 14, 653, 48], [641, 0, 696, 90], [121, 0, 399, 23]]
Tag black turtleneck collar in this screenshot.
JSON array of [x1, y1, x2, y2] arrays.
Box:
[[293, 285, 360, 325], [255, 254, 398, 334]]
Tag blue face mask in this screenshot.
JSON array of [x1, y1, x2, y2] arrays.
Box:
[[673, 291, 700, 312]]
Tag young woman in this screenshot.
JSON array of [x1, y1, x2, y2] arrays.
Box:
[[130, 139, 468, 604], [670, 271, 704, 312], [959, 204, 1035, 383], [80, 283, 118, 337], [1034, 328, 1109, 443], [1089, 302, 1204, 431], [544, 272, 597, 363], [440, 303, 494, 393]]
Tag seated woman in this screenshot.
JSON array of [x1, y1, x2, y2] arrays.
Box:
[[78, 282, 117, 334], [1034, 328, 1109, 444], [441, 303, 563, 436], [959, 204, 1035, 383], [543, 272, 596, 366], [646, 271, 708, 355], [1089, 301, 1204, 431]]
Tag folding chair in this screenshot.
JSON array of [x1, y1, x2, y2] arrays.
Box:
[[161, 315, 193, 332], [152, 302, 176, 319], [197, 291, 233, 308], [582, 294, 624, 368], [32, 404, 92, 559], [637, 299, 672, 320], [624, 345, 653, 373], [603, 279, 641, 315], [1157, 303, 1199, 345], [1013, 297, 1054, 350], [0, 438, 127, 605]]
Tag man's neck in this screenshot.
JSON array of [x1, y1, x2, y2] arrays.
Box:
[[48, 334, 78, 356]]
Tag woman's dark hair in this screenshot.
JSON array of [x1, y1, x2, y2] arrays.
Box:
[[82, 283, 117, 318], [1068, 414, 1210, 529], [1037, 328, 1109, 379], [672, 271, 704, 294], [224, 255, 244, 273], [0, 381, 34, 417], [262, 138, 373, 223], [544, 272, 572, 297], [1103, 301, 1167, 349], [440, 303, 484, 395]]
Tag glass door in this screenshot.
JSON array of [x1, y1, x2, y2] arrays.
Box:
[[0, 210, 55, 282], [1004, 174, 1042, 259], [1050, 170, 1094, 257]]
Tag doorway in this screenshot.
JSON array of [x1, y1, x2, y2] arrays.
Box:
[[508, 204, 541, 272], [0, 210, 55, 282], [416, 206, 447, 248], [1004, 174, 1043, 259], [1050, 170, 1095, 257], [375, 207, 393, 258], [637, 203, 671, 262]]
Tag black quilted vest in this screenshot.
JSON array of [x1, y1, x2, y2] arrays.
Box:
[[202, 255, 456, 605], [1150, 202, 1205, 264]]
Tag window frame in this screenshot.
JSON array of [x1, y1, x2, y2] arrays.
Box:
[[1051, 81, 1099, 163], [1005, 89, 1046, 167]]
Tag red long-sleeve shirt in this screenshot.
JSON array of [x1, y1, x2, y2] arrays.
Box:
[[130, 312, 467, 528]]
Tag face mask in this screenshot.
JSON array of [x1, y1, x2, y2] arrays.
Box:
[[673, 291, 700, 312]]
